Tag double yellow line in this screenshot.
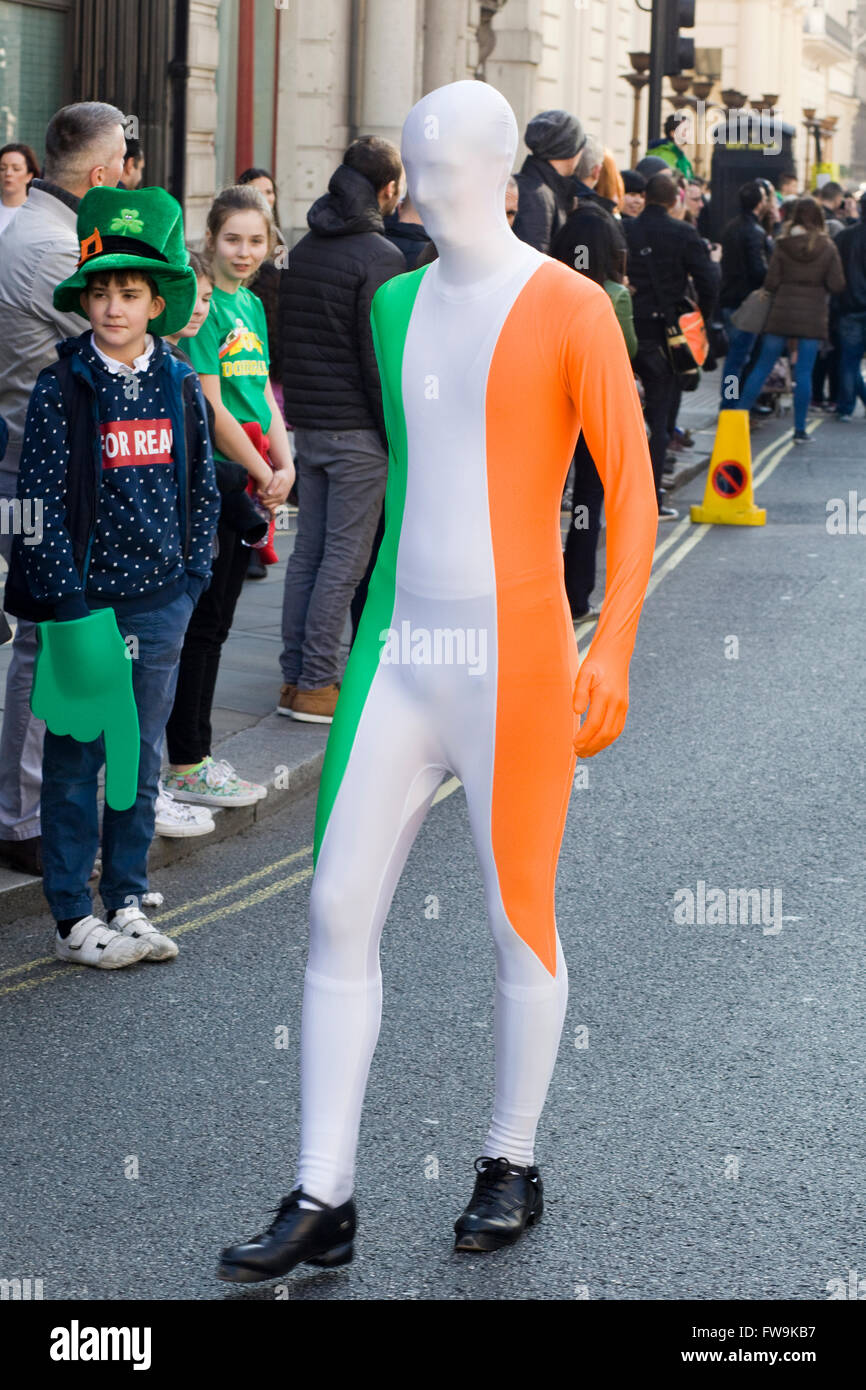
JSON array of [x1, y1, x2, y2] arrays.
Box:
[[0, 846, 315, 997], [576, 418, 819, 652]]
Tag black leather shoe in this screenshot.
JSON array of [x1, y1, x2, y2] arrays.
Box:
[[217, 1188, 356, 1283], [453, 1155, 543, 1253]]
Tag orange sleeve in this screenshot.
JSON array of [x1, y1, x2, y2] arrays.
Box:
[[560, 285, 658, 672]]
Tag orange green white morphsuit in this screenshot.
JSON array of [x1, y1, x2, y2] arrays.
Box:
[[293, 82, 658, 1207]]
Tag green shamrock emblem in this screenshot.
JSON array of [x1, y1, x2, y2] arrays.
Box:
[[109, 208, 144, 235]]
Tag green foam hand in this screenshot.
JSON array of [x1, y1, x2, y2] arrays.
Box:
[[31, 608, 140, 811]]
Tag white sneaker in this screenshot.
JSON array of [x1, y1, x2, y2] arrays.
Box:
[[154, 784, 215, 837], [142, 891, 164, 910], [55, 915, 150, 970], [110, 904, 179, 961]]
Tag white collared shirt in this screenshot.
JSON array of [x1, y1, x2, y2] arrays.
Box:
[[89, 332, 155, 375]]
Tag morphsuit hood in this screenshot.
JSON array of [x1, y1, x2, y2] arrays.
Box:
[[401, 80, 518, 251]]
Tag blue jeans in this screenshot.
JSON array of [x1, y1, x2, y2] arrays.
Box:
[[41, 590, 194, 921], [836, 312, 866, 417], [738, 335, 821, 434], [719, 306, 758, 404]]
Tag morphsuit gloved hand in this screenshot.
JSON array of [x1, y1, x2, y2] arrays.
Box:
[[30, 608, 140, 811], [572, 652, 629, 759]]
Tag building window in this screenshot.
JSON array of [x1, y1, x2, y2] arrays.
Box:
[[0, 0, 70, 153]]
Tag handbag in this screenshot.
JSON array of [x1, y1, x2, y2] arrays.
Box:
[[730, 287, 773, 334], [239, 421, 279, 565], [679, 302, 709, 366], [635, 239, 703, 390]]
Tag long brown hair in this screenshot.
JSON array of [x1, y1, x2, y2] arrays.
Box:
[[204, 185, 277, 285], [783, 195, 827, 252]]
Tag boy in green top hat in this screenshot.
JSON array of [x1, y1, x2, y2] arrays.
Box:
[[4, 185, 220, 969]]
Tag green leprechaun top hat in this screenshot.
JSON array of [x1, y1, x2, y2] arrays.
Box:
[[54, 186, 197, 336]]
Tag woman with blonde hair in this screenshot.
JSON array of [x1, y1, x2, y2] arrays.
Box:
[[735, 196, 845, 442]]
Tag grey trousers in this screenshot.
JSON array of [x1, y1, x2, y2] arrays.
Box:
[[280, 427, 387, 690], [0, 469, 44, 841]]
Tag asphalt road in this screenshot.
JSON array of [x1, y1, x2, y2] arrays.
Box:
[[2, 409, 865, 1302]]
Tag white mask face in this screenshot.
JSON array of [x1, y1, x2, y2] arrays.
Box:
[[401, 80, 518, 252]]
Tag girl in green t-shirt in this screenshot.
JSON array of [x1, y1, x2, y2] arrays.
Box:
[[163, 186, 295, 808]]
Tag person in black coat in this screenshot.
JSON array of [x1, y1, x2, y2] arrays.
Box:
[[384, 192, 430, 269], [719, 182, 772, 311], [625, 172, 718, 517], [717, 180, 773, 402], [279, 144, 405, 443], [277, 137, 406, 721], [512, 109, 584, 254], [565, 133, 627, 265], [833, 192, 866, 417], [619, 169, 646, 223]]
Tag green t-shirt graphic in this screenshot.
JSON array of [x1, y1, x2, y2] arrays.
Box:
[[188, 283, 271, 460]]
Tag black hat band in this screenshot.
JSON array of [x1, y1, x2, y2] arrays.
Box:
[[78, 232, 170, 267]]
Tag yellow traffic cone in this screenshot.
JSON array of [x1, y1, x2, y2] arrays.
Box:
[[690, 410, 766, 526]]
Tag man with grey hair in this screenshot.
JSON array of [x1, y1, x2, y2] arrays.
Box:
[[0, 101, 126, 876], [570, 132, 627, 258], [574, 134, 604, 193]]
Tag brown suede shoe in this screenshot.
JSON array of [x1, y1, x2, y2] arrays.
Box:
[[288, 684, 340, 724], [276, 683, 298, 717]]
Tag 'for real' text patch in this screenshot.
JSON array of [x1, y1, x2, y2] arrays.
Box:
[[100, 419, 174, 468]]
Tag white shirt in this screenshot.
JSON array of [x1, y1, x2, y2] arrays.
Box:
[[89, 332, 155, 375]]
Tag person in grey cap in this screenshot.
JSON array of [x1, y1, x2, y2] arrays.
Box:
[[634, 155, 673, 181], [512, 109, 585, 254]]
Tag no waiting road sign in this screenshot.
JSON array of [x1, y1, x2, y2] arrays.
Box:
[[711, 460, 747, 499]]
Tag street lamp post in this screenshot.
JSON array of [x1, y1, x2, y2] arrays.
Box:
[[802, 108, 820, 189], [623, 51, 650, 168]]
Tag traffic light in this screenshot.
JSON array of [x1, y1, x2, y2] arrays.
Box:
[[663, 0, 695, 77]]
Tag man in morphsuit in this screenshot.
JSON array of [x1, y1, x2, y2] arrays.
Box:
[[218, 81, 657, 1281]]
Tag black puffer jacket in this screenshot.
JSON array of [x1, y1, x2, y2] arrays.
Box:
[[279, 164, 405, 441], [512, 154, 575, 254]]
